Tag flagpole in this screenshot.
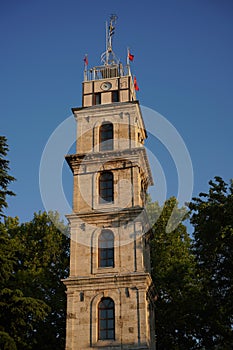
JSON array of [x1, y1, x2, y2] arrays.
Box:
[[127, 47, 131, 76], [127, 47, 130, 66], [84, 54, 88, 81]]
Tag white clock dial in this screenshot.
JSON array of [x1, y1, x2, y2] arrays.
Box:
[[101, 82, 112, 91]]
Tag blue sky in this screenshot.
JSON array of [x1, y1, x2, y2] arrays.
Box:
[[1, 0, 233, 223]]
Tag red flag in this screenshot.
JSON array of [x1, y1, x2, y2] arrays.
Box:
[[84, 55, 88, 66], [134, 76, 139, 91], [128, 51, 134, 61]]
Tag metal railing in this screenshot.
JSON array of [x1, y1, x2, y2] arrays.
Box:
[[84, 64, 131, 82]]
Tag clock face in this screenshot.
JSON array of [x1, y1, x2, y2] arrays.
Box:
[[101, 82, 112, 91]]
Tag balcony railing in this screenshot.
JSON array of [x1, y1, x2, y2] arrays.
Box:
[[84, 63, 131, 81]]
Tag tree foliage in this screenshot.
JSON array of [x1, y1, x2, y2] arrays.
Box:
[[149, 197, 198, 349], [149, 178, 233, 349], [0, 212, 69, 350], [189, 176, 233, 349], [0, 136, 15, 218]]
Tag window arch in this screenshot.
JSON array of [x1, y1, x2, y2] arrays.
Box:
[[99, 172, 114, 204], [98, 230, 114, 268], [98, 297, 115, 340], [99, 122, 113, 151]]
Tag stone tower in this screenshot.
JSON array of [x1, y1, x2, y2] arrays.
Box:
[[64, 16, 156, 350]]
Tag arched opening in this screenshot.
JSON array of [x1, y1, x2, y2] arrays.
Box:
[[98, 230, 114, 268], [99, 171, 114, 203], [98, 297, 115, 340], [99, 122, 113, 151]]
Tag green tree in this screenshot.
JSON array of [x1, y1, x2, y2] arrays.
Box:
[[0, 217, 49, 350], [0, 136, 15, 218], [148, 197, 198, 349], [189, 177, 233, 349], [0, 138, 46, 349], [0, 212, 69, 350]]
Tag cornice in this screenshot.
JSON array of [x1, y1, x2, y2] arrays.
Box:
[[71, 100, 140, 114], [63, 271, 153, 289], [65, 147, 153, 185], [66, 206, 147, 224]]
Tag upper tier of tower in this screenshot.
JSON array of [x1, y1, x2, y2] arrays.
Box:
[[82, 66, 136, 107], [82, 15, 137, 108]]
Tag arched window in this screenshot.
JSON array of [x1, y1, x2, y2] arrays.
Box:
[[98, 297, 115, 340], [98, 230, 114, 268], [99, 172, 114, 203], [99, 122, 113, 151]]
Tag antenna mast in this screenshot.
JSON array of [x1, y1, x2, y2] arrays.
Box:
[[101, 14, 119, 65]]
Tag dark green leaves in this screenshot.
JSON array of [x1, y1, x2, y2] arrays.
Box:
[[0, 212, 69, 350], [0, 136, 15, 218], [189, 177, 233, 349], [149, 197, 197, 349]]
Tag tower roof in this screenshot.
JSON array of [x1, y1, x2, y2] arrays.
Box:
[[83, 15, 133, 82]]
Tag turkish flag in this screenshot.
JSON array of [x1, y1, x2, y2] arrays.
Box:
[[84, 55, 88, 66], [134, 76, 139, 91], [128, 52, 134, 61]]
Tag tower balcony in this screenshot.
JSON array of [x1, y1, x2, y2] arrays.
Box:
[[84, 63, 130, 82]]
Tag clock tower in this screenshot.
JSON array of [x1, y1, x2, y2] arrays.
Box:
[[64, 16, 156, 350]]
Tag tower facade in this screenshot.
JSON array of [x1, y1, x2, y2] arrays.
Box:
[[64, 17, 156, 350]]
